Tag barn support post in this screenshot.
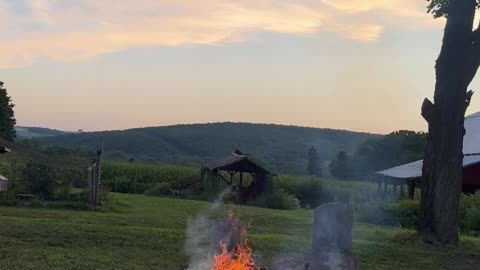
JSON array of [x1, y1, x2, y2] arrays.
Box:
[[393, 184, 398, 198], [377, 178, 382, 195], [400, 183, 405, 199], [408, 180, 416, 200], [384, 179, 388, 197]]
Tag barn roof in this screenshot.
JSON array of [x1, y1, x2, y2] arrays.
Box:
[[377, 112, 480, 179], [0, 146, 11, 154], [463, 112, 480, 154], [203, 150, 274, 175], [0, 175, 7, 181], [377, 155, 480, 179]]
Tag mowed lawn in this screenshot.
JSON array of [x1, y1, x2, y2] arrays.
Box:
[[0, 194, 480, 269]]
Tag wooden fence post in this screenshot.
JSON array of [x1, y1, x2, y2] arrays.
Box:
[[93, 149, 103, 207]]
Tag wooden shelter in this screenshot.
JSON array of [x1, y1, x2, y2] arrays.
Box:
[[202, 150, 275, 203]]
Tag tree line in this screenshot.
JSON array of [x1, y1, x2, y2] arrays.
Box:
[[0, 81, 16, 142], [328, 130, 426, 180]]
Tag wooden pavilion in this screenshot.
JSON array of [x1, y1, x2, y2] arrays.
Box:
[[202, 150, 275, 203]]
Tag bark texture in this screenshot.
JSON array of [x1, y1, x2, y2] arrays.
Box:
[[419, 0, 479, 244]]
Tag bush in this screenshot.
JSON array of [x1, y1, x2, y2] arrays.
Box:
[[356, 200, 419, 228], [144, 176, 205, 198], [384, 200, 419, 228], [22, 162, 65, 199], [255, 189, 300, 210], [275, 176, 332, 208], [459, 192, 480, 233], [357, 194, 480, 233], [145, 182, 171, 196]]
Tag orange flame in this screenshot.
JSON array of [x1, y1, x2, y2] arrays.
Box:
[[211, 240, 255, 270], [211, 211, 257, 270]]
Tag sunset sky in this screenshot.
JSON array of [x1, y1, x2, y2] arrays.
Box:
[[2, 0, 480, 134]]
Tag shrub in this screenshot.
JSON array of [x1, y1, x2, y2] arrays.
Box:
[[459, 192, 480, 233], [356, 200, 419, 228], [354, 191, 480, 233], [145, 182, 171, 196], [384, 200, 419, 228], [275, 176, 332, 208], [98, 186, 112, 206], [275, 176, 378, 207], [255, 189, 300, 210], [22, 163, 55, 197]]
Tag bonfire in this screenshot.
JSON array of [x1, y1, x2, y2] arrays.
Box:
[[210, 212, 264, 270]]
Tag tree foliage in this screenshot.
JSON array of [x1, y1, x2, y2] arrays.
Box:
[[0, 81, 16, 141], [307, 146, 322, 176], [329, 131, 426, 180], [329, 151, 351, 180], [427, 0, 480, 18]]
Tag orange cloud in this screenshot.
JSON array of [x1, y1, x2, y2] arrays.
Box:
[[0, 0, 442, 68]]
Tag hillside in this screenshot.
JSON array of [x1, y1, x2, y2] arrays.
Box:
[[37, 122, 379, 174], [16, 126, 68, 139]]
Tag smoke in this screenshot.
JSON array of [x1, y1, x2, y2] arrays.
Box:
[[184, 188, 233, 270]]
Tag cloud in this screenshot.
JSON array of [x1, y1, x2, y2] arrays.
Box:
[[0, 0, 442, 68]]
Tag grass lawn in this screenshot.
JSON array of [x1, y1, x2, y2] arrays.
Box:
[[0, 193, 479, 269]]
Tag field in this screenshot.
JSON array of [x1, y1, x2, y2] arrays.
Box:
[[0, 193, 479, 269]]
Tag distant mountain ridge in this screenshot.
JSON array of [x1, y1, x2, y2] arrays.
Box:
[[16, 126, 68, 139], [35, 122, 380, 174]]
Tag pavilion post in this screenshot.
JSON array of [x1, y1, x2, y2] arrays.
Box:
[[239, 172, 243, 190]]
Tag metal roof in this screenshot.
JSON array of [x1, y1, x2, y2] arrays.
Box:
[[0, 146, 11, 154], [377, 156, 480, 179], [0, 175, 8, 181], [377, 112, 480, 179]]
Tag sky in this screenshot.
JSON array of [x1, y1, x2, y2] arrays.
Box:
[[1, 0, 480, 134]]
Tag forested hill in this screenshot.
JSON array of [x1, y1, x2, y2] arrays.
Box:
[[16, 126, 68, 139], [36, 122, 379, 174]]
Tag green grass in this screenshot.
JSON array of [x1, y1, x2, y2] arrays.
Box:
[[0, 194, 479, 269]]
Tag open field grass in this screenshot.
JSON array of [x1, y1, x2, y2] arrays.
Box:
[[0, 193, 479, 269]]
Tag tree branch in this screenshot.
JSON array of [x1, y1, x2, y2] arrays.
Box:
[[465, 90, 474, 114], [472, 28, 480, 42], [466, 42, 480, 86], [422, 98, 435, 123]]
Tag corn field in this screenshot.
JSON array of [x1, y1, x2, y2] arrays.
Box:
[[101, 161, 200, 194]]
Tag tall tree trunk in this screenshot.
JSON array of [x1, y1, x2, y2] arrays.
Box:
[[419, 0, 477, 244]]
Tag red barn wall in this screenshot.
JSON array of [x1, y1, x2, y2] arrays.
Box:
[[463, 164, 480, 185], [463, 164, 480, 193]]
